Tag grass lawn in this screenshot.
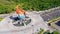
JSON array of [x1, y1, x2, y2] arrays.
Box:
[[43, 31, 60, 34], [52, 31, 60, 34], [0, 18, 3, 21]]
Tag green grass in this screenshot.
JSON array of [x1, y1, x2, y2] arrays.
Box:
[[0, 18, 3, 21], [38, 28, 44, 34], [51, 31, 60, 34], [43, 31, 60, 34]]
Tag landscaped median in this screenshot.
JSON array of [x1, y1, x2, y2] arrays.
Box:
[[47, 16, 60, 24]]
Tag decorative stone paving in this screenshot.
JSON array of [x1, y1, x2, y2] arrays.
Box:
[[0, 12, 49, 34]]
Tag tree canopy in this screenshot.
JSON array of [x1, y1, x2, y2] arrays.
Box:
[[0, 0, 60, 14]]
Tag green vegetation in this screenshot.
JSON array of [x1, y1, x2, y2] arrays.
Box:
[[43, 30, 50, 34], [0, 0, 60, 14], [43, 31, 60, 34], [51, 31, 60, 34], [38, 30, 60, 34], [38, 28, 44, 34], [0, 0, 16, 14], [0, 18, 3, 21]]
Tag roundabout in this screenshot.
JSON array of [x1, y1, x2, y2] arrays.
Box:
[[0, 12, 49, 34], [10, 15, 31, 27]]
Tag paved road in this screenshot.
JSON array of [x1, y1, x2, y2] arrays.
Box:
[[41, 9, 60, 21], [40, 9, 60, 32], [0, 12, 49, 34]]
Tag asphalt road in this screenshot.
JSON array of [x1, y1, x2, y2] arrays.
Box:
[[41, 9, 60, 21]]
